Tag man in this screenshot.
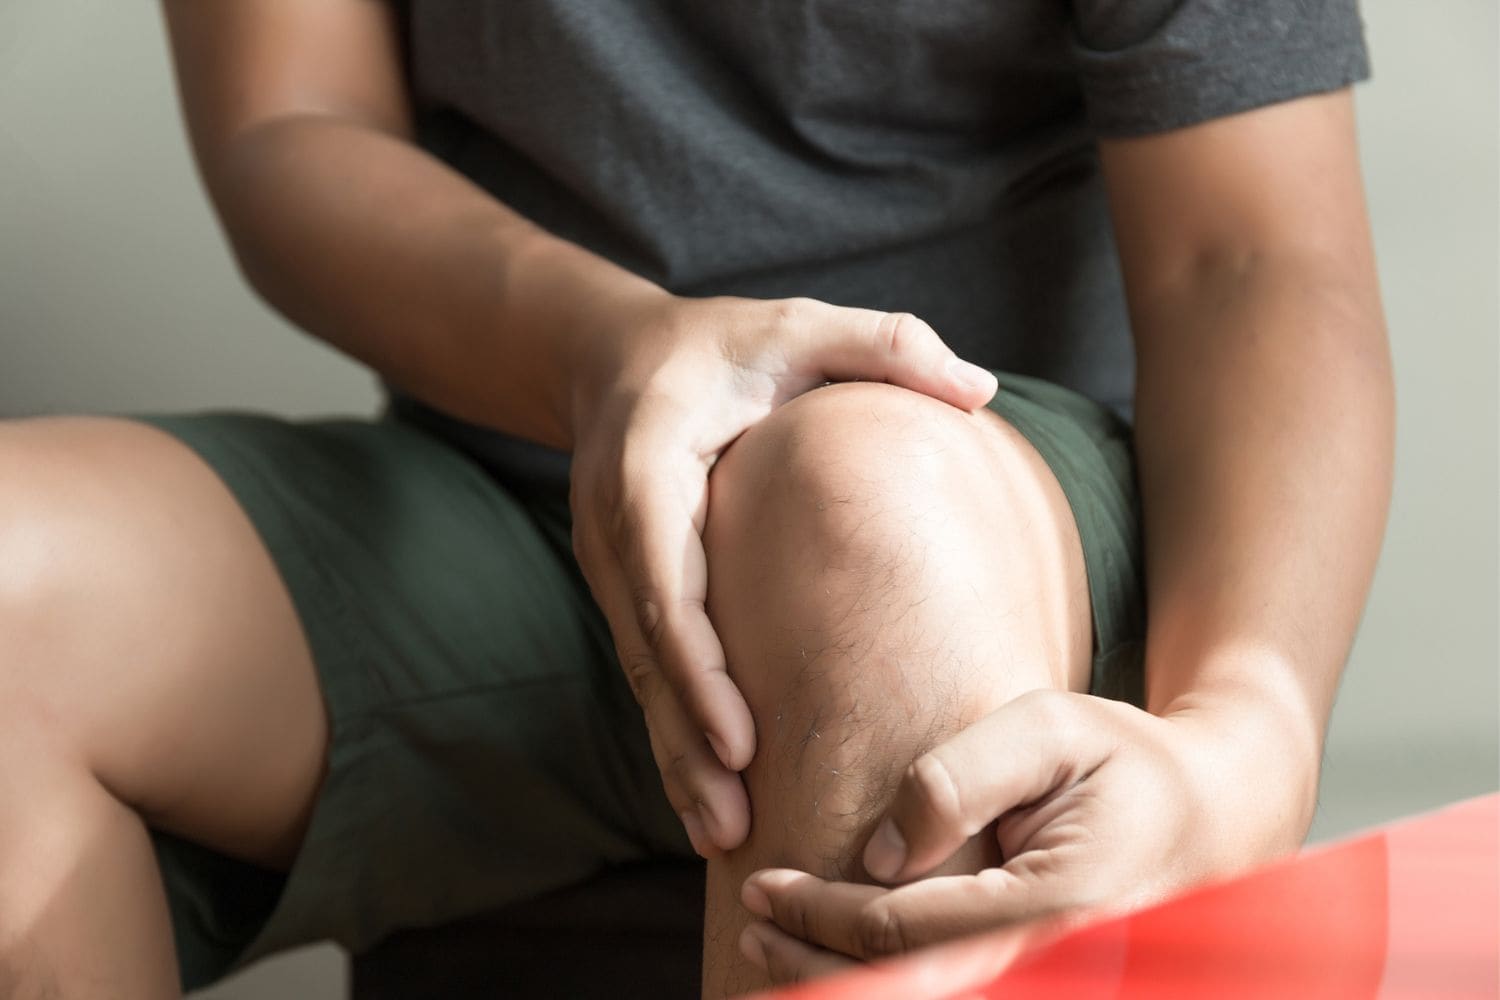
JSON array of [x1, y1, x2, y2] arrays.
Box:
[[0, 2, 1390, 997]]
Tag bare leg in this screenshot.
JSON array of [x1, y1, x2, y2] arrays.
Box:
[[0, 419, 329, 997], [699, 383, 1093, 998]]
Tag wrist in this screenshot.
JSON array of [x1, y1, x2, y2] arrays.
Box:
[[1149, 646, 1326, 777], [1160, 697, 1322, 860], [497, 227, 671, 449]]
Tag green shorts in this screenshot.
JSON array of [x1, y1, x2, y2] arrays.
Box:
[[136, 372, 1144, 992]]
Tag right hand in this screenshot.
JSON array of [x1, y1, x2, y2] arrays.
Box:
[[566, 290, 999, 858]]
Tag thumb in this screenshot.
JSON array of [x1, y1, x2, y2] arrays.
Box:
[[862, 692, 1107, 884], [805, 306, 998, 411]]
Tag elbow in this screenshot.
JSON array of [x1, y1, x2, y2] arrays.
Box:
[[195, 116, 338, 324], [223, 235, 287, 318]]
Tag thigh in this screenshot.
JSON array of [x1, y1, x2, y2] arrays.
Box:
[[0, 416, 325, 868], [128, 412, 690, 990]]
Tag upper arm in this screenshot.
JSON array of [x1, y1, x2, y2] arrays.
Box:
[[160, 0, 412, 163], [1097, 90, 1380, 341]]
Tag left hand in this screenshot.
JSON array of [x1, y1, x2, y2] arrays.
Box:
[[737, 688, 1314, 986]]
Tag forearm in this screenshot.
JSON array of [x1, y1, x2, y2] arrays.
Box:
[[202, 115, 663, 449], [1131, 252, 1394, 832]]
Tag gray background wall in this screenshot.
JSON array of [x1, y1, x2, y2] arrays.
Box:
[[1, 2, 1495, 998]]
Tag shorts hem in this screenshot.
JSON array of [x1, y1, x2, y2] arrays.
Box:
[[981, 375, 1147, 707]]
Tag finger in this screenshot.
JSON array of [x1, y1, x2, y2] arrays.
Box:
[[743, 869, 888, 958], [863, 691, 1112, 883], [593, 552, 751, 854], [747, 866, 1055, 960], [740, 920, 855, 986], [637, 679, 751, 855], [611, 451, 756, 771], [794, 303, 999, 411]]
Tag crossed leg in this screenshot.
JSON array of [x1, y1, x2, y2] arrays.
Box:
[[698, 382, 1094, 997]]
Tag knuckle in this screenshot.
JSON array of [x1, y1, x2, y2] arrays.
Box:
[[632, 585, 666, 647], [620, 649, 658, 703], [1019, 688, 1075, 739], [875, 311, 915, 356], [643, 731, 687, 801], [773, 296, 815, 329], [974, 867, 1013, 899], [856, 900, 908, 957], [905, 751, 965, 831], [779, 891, 813, 943], [764, 943, 800, 986], [664, 746, 695, 787], [975, 867, 1028, 912]]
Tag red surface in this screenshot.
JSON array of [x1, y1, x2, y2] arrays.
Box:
[[756, 794, 1500, 1000]]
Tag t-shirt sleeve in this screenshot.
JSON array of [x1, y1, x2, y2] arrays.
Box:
[[1067, 0, 1371, 137]]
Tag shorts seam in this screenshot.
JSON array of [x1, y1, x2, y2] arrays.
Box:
[[343, 670, 593, 720]]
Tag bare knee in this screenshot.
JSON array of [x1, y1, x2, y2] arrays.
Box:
[[707, 380, 1089, 698], [0, 420, 114, 752], [0, 417, 327, 867], [702, 383, 1099, 995], [707, 381, 997, 547], [0, 418, 191, 765], [703, 382, 1081, 873]]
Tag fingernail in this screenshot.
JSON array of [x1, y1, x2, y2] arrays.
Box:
[[946, 357, 997, 394], [707, 731, 733, 769], [741, 878, 772, 919], [680, 810, 710, 858], [863, 818, 907, 882], [739, 924, 768, 970]]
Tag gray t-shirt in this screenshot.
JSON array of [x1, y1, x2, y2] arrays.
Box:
[[385, 0, 1369, 493]]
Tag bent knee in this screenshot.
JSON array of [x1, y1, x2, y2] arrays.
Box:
[[0, 417, 297, 772], [704, 382, 1023, 566], [0, 421, 171, 758], [704, 380, 1089, 691], [0, 418, 179, 657], [713, 381, 1001, 509], [702, 385, 1091, 874]]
